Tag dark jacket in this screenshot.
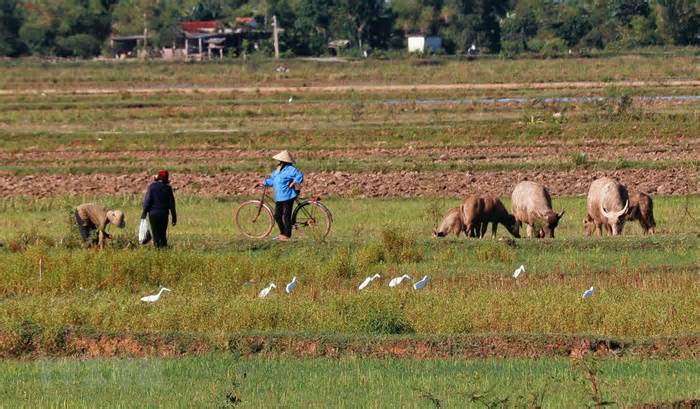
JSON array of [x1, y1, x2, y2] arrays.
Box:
[[141, 181, 177, 223]]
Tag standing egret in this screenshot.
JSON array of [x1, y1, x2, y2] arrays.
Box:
[[258, 283, 277, 298], [288, 96, 294, 103], [388, 274, 411, 288], [513, 265, 525, 278], [286, 277, 297, 294], [358, 274, 380, 290], [413, 275, 429, 290], [582, 286, 594, 299], [140, 287, 172, 303]]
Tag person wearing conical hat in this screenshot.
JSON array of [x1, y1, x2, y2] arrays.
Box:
[[74, 203, 125, 248], [260, 150, 304, 241]]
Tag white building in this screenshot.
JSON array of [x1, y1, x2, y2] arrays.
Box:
[[407, 35, 442, 53]]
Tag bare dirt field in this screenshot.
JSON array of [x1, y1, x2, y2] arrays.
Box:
[[1, 168, 695, 198], [2, 140, 698, 162]]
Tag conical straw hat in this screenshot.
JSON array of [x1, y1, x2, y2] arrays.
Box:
[[272, 150, 294, 163]]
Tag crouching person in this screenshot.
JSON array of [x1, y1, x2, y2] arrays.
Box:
[[74, 203, 125, 248], [141, 170, 177, 248]]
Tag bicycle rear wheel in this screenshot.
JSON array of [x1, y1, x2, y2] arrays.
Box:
[[235, 200, 275, 239], [292, 201, 332, 240]]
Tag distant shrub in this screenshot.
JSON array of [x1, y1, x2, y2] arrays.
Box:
[[56, 34, 102, 58], [321, 246, 355, 280], [381, 228, 423, 263], [363, 304, 415, 335], [571, 152, 589, 167], [475, 241, 516, 264], [355, 242, 384, 273], [500, 40, 523, 58], [14, 320, 42, 354], [541, 38, 567, 59]]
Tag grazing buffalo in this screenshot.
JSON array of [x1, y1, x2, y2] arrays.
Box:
[[511, 181, 565, 238], [432, 207, 465, 238], [586, 177, 629, 236], [460, 196, 520, 239], [625, 192, 656, 234]]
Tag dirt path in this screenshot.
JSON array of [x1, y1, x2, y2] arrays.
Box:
[[1, 168, 695, 198], [1, 80, 699, 96], [1, 331, 696, 360]]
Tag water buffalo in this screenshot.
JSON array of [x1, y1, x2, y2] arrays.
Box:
[[511, 181, 565, 238], [625, 192, 656, 234], [460, 196, 520, 239], [586, 177, 629, 236], [432, 207, 465, 238]]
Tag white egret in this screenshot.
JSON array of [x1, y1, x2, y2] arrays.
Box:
[[388, 274, 411, 288], [286, 277, 297, 294], [358, 274, 380, 290], [258, 283, 277, 298], [140, 287, 172, 303], [413, 275, 429, 290], [582, 286, 594, 299], [513, 265, 525, 278], [288, 96, 294, 103]]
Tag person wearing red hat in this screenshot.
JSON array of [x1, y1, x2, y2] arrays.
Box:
[[141, 170, 177, 248]]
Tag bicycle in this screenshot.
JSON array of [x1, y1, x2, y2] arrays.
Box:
[[235, 186, 333, 240]]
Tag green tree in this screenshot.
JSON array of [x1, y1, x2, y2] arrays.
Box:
[[655, 0, 699, 45], [0, 0, 26, 56], [608, 0, 650, 23], [499, 8, 538, 54], [547, 2, 592, 47], [441, 0, 507, 53], [292, 0, 333, 55], [391, 0, 442, 34], [111, 0, 191, 48], [334, 0, 387, 50], [19, 0, 115, 57]]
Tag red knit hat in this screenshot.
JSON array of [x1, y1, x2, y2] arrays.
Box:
[[157, 170, 169, 182]]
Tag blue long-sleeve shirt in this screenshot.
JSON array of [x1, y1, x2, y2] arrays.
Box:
[[264, 164, 304, 202], [141, 181, 177, 222]]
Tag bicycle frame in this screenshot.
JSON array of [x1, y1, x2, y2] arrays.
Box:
[[256, 186, 331, 223], [254, 187, 273, 222]]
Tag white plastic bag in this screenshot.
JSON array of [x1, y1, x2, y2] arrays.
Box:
[[138, 218, 152, 245]]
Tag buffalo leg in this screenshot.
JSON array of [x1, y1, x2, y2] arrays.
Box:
[[604, 224, 612, 235], [491, 222, 498, 239], [480, 222, 488, 238], [526, 224, 534, 238]]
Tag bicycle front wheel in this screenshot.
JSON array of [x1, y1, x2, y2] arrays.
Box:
[[235, 200, 275, 239], [292, 201, 332, 240]]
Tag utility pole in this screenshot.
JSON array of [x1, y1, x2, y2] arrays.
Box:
[[272, 15, 280, 60], [143, 11, 148, 57]]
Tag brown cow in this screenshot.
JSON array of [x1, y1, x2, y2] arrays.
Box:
[[432, 207, 465, 238], [625, 192, 656, 234], [511, 181, 565, 238], [460, 196, 520, 239]]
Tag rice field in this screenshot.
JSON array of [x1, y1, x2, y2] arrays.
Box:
[[0, 55, 698, 407]]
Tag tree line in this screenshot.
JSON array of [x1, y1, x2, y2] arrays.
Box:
[[0, 0, 697, 58]]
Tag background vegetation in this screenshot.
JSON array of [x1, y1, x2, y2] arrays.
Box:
[[0, 0, 697, 58]]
